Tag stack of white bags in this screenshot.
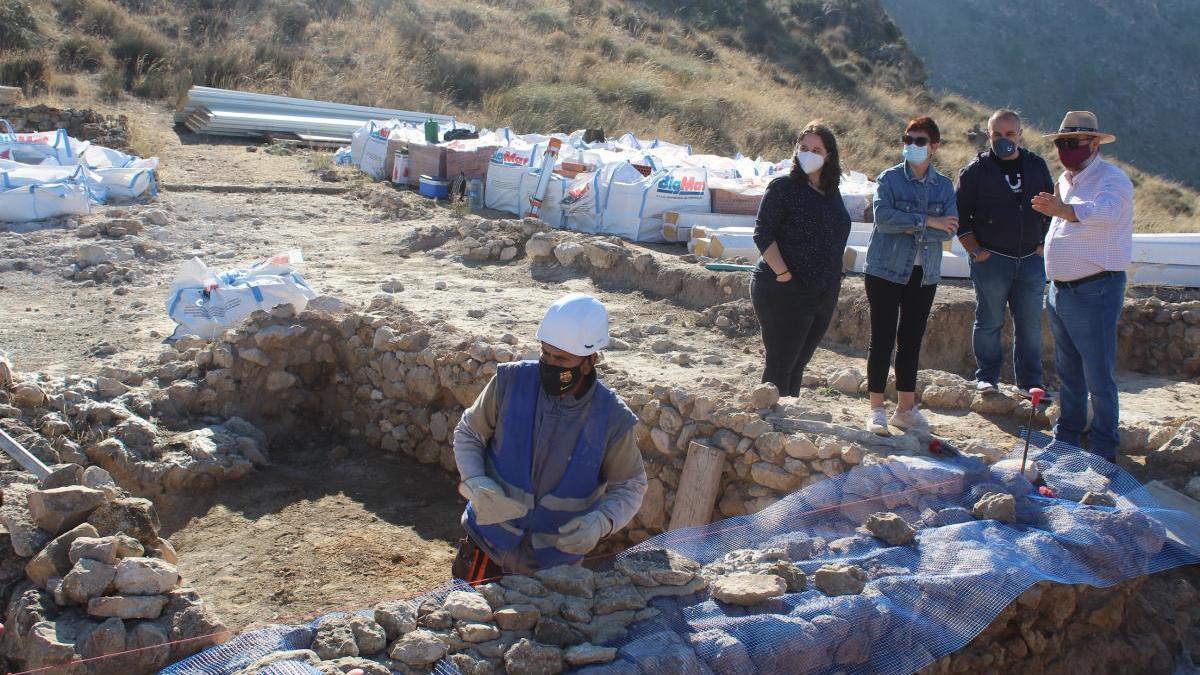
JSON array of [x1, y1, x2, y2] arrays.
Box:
[[0, 120, 159, 223], [346, 120, 877, 246]]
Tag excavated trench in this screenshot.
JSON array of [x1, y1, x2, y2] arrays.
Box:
[[153, 425, 465, 631]]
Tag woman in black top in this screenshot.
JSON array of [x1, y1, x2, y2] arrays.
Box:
[[751, 121, 852, 396]]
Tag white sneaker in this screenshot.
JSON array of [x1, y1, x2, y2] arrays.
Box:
[[975, 380, 997, 392], [891, 407, 930, 430], [867, 407, 890, 436]]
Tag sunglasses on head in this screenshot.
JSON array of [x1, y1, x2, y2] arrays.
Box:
[[1054, 137, 1093, 150], [902, 135, 931, 147]]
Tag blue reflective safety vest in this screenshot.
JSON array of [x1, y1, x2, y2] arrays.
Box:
[[464, 360, 617, 569]]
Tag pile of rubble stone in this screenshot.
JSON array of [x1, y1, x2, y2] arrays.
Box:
[[226, 550, 710, 675], [1, 464, 225, 673]]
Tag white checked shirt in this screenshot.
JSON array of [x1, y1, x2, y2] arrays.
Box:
[[1043, 156, 1134, 281]]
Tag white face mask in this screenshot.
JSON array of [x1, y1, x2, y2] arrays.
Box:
[[795, 150, 825, 175]]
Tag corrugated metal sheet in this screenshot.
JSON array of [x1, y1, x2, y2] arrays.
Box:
[[176, 86, 456, 143]]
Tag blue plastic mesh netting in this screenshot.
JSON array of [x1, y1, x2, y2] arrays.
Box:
[[163, 432, 1200, 675]]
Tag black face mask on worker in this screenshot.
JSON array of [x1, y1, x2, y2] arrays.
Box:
[[539, 359, 584, 396]]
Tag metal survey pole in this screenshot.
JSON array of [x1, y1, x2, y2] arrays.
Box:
[[0, 427, 50, 480]]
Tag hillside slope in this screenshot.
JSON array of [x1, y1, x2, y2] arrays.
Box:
[[880, 0, 1200, 189], [1, 0, 1196, 231]]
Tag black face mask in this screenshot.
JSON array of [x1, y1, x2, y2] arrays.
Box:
[[539, 359, 584, 397]]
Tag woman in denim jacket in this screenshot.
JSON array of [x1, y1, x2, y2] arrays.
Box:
[[864, 116, 959, 435]]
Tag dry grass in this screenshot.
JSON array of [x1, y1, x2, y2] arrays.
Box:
[[6, 0, 1198, 231]]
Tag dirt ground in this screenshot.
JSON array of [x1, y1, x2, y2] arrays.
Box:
[[2, 99, 1198, 632], [156, 430, 463, 631]]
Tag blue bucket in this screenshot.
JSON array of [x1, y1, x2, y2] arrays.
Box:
[[418, 175, 449, 199]]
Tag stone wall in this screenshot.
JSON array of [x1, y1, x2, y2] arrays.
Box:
[[921, 571, 1200, 675], [149, 299, 1199, 550], [524, 229, 1200, 380], [0, 104, 131, 153]]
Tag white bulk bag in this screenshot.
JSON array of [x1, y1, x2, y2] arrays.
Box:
[[359, 131, 391, 180], [166, 250, 317, 340], [0, 182, 92, 222], [350, 120, 395, 168], [841, 170, 877, 222], [79, 144, 157, 170], [485, 142, 541, 215], [94, 167, 157, 200], [602, 165, 710, 243], [0, 126, 78, 166], [519, 168, 566, 228], [561, 164, 619, 234]]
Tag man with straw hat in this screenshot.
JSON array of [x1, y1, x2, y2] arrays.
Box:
[[1031, 111, 1132, 461]]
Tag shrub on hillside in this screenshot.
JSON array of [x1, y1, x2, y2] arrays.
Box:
[[132, 66, 187, 100], [80, 1, 126, 37], [273, 1, 312, 43], [54, 0, 89, 23], [448, 7, 482, 32], [189, 50, 251, 88], [56, 35, 107, 72], [99, 64, 124, 100], [425, 52, 521, 106], [254, 44, 299, 75], [596, 76, 670, 116], [491, 83, 605, 133], [0, 0, 41, 50], [0, 55, 50, 94], [309, 0, 352, 19], [529, 8, 567, 32], [111, 31, 168, 69], [185, 11, 228, 42], [1143, 184, 1196, 218]]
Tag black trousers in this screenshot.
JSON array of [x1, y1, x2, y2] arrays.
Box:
[[751, 274, 839, 397], [865, 267, 937, 394]]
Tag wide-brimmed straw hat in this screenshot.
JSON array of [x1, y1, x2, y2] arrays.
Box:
[[1042, 110, 1116, 143]]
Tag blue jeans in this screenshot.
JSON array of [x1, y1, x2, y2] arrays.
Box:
[[970, 253, 1046, 387], [1046, 272, 1126, 460]]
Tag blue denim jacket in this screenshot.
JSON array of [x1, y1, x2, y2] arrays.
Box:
[[865, 161, 958, 285]]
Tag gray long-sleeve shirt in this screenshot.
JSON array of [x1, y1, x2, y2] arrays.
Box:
[[454, 373, 647, 572]]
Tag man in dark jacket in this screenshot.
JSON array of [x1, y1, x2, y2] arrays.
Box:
[[956, 109, 1055, 397]]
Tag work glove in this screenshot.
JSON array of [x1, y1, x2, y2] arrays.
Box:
[[459, 476, 529, 526], [556, 511, 612, 555]]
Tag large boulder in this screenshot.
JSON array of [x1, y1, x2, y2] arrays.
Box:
[[713, 573, 787, 605], [87, 498, 161, 546], [88, 595, 168, 619], [26, 486, 108, 535], [113, 557, 179, 595], [504, 638, 564, 675], [62, 558, 118, 604], [25, 522, 100, 588]]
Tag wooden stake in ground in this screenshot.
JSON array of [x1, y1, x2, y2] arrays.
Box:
[[669, 442, 726, 531]]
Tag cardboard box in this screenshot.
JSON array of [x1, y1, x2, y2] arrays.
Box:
[[711, 188, 763, 216], [407, 142, 447, 185], [445, 145, 499, 182]]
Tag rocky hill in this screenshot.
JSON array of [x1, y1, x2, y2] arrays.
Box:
[[881, 0, 1200, 189], [0, 0, 1196, 230]]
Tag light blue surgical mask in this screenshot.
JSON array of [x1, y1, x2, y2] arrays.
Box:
[[902, 144, 929, 164]]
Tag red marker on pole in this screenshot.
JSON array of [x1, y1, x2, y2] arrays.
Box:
[[1020, 387, 1046, 478]]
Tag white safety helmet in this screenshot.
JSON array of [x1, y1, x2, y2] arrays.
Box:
[[536, 293, 610, 357]]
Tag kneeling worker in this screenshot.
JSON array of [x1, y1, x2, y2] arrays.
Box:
[[451, 293, 647, 582]]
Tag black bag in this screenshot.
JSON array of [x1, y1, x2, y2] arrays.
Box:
[[444, 128, 479, 141]]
